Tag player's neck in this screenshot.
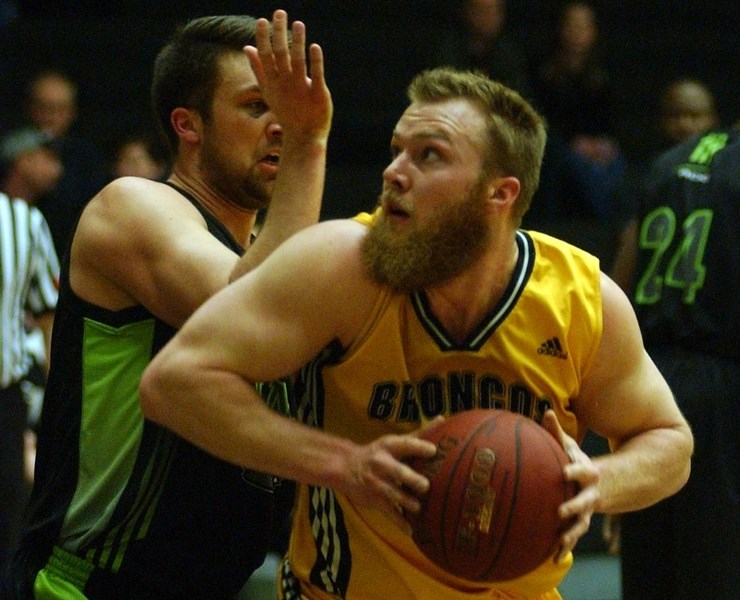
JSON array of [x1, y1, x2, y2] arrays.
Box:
[[167, 171, 257, 248], [424, 236, 519, 344]]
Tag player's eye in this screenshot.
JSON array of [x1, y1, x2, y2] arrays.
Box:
[[420, 147, 440, 161], [244, 101, 269, 117]]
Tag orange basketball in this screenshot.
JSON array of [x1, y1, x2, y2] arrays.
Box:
[[406, 409, 576, 582]]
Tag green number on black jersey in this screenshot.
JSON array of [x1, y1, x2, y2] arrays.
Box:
[[635, 207, 713, 305]]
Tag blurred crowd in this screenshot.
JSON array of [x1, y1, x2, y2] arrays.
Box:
[[0, 0, 734, 242]]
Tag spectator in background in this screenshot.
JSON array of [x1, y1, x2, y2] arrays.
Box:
[[533, 2, 616, 150], [433, 0, 533, 99], [0, 128, 63, 205], [23, 69, 108, 258], [528, 1, 625, 222], [657, 77, 720, 151], [110, 132, 169, 181], [609, 127, 739, 600]]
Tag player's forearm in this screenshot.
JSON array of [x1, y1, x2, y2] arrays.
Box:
[[230, 138, 327, 281], [594, 424, 693, 514], [234, 398, 358, 489], [140, 359, 354, 488]]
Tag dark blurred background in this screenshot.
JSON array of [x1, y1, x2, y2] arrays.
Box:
[[1, 0, 737, 222]]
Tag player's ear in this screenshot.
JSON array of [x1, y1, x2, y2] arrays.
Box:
[[486, 176, 520, 210], [170, 107, 202, 144]]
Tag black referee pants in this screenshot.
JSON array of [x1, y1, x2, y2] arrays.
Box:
[[0, 382, 28, 580]]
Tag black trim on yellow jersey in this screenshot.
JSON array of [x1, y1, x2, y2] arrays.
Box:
[[411, 230, 534, 351]]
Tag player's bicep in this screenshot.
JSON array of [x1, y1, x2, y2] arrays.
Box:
[[175, 226, 350, 384], [134, 226, 237, 325], [575, 274, 673, 443], [75, 180, 237, 325]]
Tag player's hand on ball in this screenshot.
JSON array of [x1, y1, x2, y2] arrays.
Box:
[[344, 434, 437, 534], [406, 409, 577, 581], [542, 410, 600, 561]]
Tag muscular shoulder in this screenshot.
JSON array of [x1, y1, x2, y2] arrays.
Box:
[[251, 218, 381, 347], [83, 177, 201, 228], [574, 273, 643, 416], [70, 177, 219, 314], [529, 230, 600, 273], [75, 178, 209, 260], [275, 218, 370, 271]]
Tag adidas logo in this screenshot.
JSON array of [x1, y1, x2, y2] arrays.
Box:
[[537, 337, 568, 360]]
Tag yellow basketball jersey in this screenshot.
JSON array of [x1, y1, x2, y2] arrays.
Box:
[[279, 215, 602, 600]]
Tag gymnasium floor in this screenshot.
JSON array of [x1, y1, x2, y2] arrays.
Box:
[[558, 553, 622, 600], [239, 552, 623, 600]]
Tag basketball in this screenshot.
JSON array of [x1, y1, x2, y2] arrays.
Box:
[[406, 409, 577, 582]]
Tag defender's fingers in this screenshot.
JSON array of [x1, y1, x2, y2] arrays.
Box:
[[243, 45, 265, 82], [253, 17, 276, 72], [308, 44, 325, 86], [289, 20, 307, 75], [270, 10, 291, 71]]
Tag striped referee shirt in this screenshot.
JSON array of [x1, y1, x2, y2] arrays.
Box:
[[0, 191, 59, 388]]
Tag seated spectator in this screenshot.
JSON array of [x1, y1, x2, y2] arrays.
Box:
[[110, 132, 169, 181], [656, 77, 720, 151], [23, 69, 108, 257], [433, 0, 533, 99], [528, 1, 625, 223]]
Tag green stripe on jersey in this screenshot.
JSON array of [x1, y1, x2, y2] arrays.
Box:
[[61, 318, 155, 553]]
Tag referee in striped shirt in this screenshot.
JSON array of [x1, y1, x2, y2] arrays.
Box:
[[0, 180, 59, 582]]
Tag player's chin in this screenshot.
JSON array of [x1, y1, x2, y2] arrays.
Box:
[[245, 180, 273, 210]]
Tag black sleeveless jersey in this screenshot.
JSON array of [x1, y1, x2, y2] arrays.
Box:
[[632, 130, 740, 360], [13, 184, 287, 599]]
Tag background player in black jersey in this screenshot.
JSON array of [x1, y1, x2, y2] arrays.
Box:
[[609, 128, 739, 599], [9, 11, 332, 599]]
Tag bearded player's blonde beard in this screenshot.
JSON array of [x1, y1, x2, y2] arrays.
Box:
[[361, 186, 490, 291]]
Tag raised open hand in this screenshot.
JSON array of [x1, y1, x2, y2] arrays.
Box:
[[244, 9, 332, 145]]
